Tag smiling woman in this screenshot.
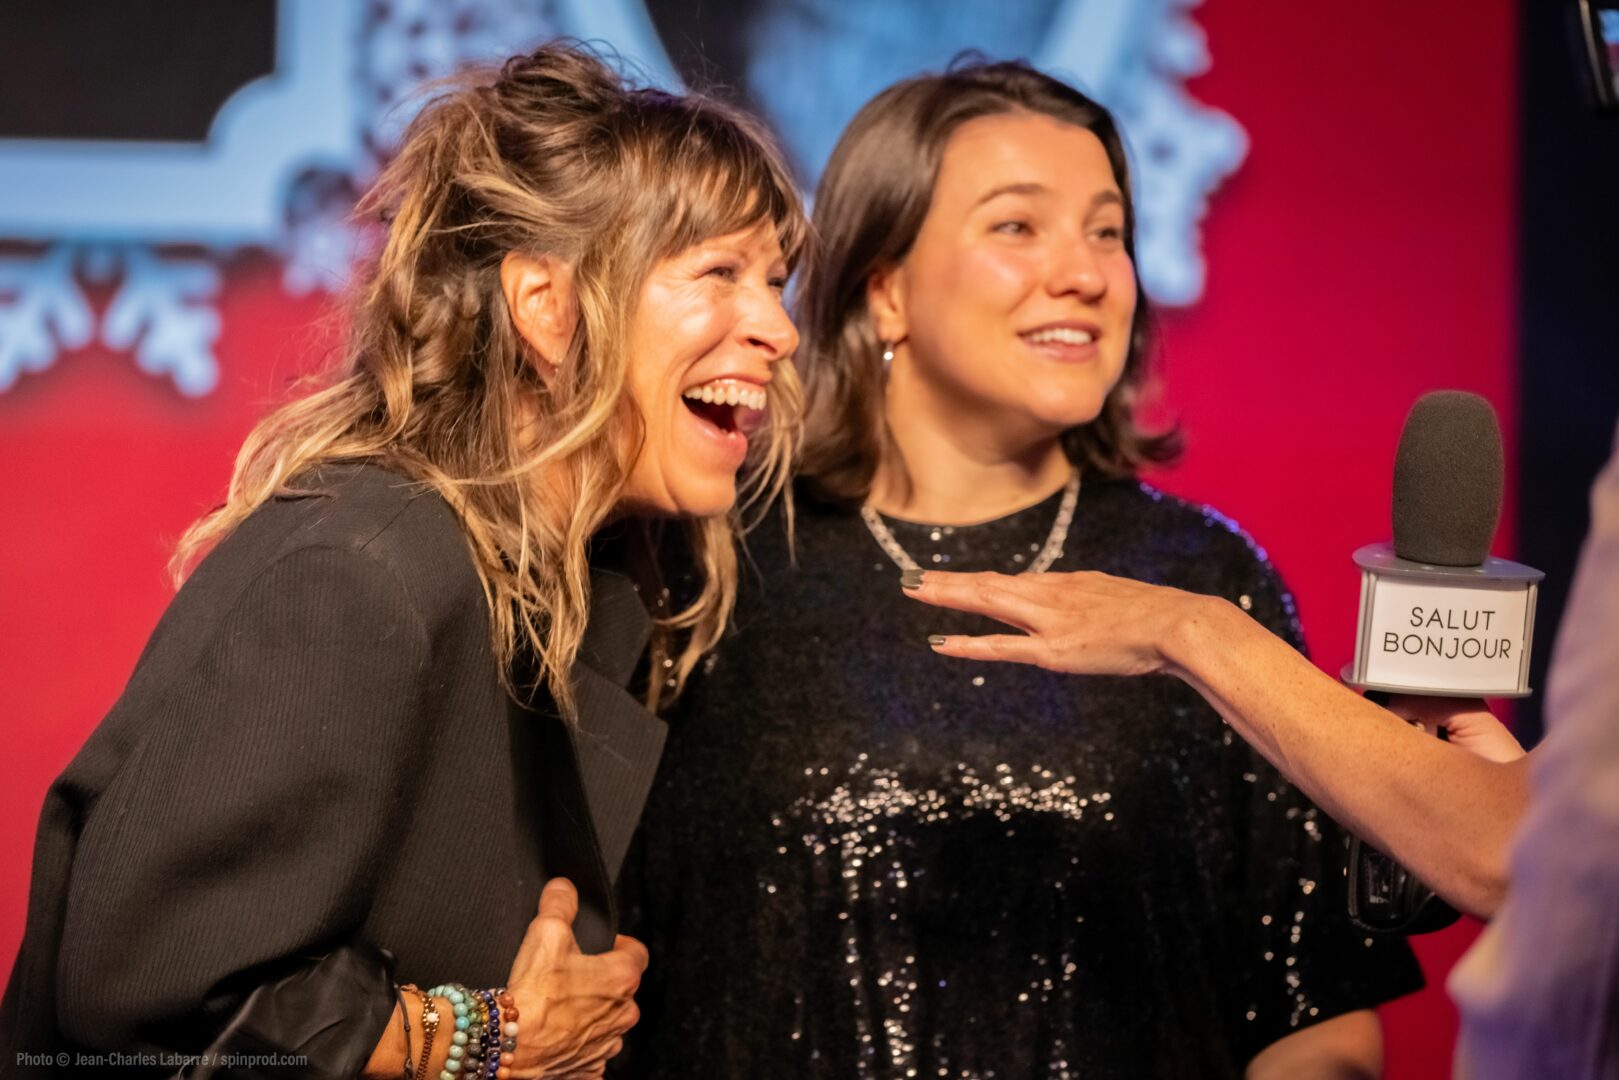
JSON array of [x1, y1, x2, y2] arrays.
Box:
[[0, 40, 806, 1080], [620, 222, 797, 517], [793, 62, 1177, 515], [630, 59, 1422, 1080]]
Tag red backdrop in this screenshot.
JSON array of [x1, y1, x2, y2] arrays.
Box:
[[1148, 5, 1516, 1076], [0, 4, 1514, 1075]]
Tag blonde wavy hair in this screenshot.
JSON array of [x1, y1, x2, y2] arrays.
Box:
[[173, 42, 808, 717]]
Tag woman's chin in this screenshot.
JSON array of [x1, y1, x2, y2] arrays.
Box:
[[1022, 394, 1110, 435], [664, 472, 740, 520], [621, 447, 742, 518]]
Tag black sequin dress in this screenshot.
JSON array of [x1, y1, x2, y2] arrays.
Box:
[[627, 475, 1422, 1079]]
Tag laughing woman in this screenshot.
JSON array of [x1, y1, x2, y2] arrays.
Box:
[[633, 61, 1420, 1078], [0, 43, 803, 1079]]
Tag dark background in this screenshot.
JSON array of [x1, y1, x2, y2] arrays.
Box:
[[0, 1, 276, 142], [1516, 0, 1619, 745]]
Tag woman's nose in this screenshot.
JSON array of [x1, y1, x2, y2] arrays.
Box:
[[1048, 243, 1107, 301], [747, 292, 800, 363]]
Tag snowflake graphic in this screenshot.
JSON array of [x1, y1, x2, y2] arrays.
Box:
[[0, 247, 94, 392], [101, 249, 223, 396]]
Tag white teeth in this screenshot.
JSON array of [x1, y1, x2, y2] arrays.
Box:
[[682, 381, 768, 411], [1025, 327, 1096, 346]]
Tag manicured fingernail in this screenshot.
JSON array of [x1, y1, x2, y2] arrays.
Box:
[[928, 635, 947, 646], [901, 569, 925, 590]]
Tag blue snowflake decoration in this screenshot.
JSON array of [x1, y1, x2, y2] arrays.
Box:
[[0, 247, 94, 392]]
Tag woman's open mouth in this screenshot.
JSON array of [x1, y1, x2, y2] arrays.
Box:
[[681, 379, 769, 441]]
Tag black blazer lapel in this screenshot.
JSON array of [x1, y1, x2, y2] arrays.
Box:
[[567, 666, 667, 886], [544, 568, 666, 954]]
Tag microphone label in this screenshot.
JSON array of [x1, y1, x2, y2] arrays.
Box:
[[1357, 577, 1532, 694]]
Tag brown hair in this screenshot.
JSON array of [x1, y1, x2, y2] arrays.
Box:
[[796, 58, 1179, 505], [173, 41, 808, 716]]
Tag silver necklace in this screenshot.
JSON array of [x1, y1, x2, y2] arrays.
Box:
[[861, 470, 1080, 574]]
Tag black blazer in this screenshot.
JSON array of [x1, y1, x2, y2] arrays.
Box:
[[0, 464, 666, 1076]]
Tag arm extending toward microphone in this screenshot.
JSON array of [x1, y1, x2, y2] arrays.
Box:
[[907, 392, 1540, 921], [904, 569, 1529, 919], [1169, 588, 1526, 919]]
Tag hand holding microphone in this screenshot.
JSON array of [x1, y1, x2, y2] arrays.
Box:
[[1381, 695, 1524, 764], [1335, 391, 1541, 931]]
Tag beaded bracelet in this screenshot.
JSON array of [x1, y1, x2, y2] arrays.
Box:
[[468, 992, 488, 1076], [480, 989, 500, 1080], [435, 984, 470, 1078], [496, 991, 519, 1079], [425, 984, 518, 1080]]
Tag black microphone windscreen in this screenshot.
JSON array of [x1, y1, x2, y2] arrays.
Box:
[[1391, 391, 1504, 567]]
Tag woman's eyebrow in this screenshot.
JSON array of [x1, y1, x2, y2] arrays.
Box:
[[972, 181, 1047, 207], [971, 184, 1125, 211]]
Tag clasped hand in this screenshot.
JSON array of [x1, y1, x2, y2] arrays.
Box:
[[504, 878, 648, 1079]]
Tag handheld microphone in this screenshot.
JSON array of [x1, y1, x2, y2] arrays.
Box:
[[1344, 391, 1544, 698], [1342, 391, 1544, 934]]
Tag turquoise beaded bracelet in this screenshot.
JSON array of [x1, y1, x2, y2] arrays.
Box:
[[425, 984, 517, 1080]]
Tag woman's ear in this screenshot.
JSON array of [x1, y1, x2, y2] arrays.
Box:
[[501, 252, 578, 381], [865, 263, 909, 348]]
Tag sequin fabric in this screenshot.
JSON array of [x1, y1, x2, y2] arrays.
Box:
[[624, 476, 1422, 1079]]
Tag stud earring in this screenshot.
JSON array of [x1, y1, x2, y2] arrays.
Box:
[[881, 342, 895, 366]]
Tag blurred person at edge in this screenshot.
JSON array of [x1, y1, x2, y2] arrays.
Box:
[[627, 59, 1420, 1080], [0, 41, 806, 1080], [908, 421, 1619, 1079]]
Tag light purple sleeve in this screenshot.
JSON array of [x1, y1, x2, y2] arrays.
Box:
[[1450, 419, 1619, 1079]]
